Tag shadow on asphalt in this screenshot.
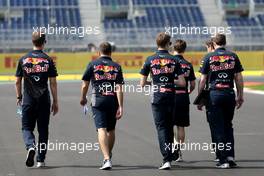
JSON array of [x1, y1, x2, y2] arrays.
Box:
[[31, 160, 264, 171]]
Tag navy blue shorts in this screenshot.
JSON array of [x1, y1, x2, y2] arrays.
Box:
[[92, 105, 118, 132], [173, 93, 190, 127]]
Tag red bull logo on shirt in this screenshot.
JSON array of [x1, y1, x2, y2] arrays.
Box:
[[23, 58, 49, 65], [209, 55, 236, 72], [24, 64, 49, 74], [93, 65, 118, 73], [93, 65, 119, 80], [150, 59, 175, 67], [180, 63, 190, 69], [94, 73, 117, 81], [209, 55, 235, 64]]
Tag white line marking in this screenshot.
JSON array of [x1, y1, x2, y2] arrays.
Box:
[[244, 88, 264, 95]]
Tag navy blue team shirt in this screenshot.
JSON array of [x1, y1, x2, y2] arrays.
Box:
[[140, 50, 183, 104], [82, 56, 124, 107], [174, 55, 196, 93], [199, 47, 244, 90], [15, 50, 58, 99]]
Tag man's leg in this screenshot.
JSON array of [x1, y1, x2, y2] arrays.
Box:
[[152, 104, 174, 163], [22, 104, 37, 150], [223, 93, 236, 160], [208, 92, 228, 166], [36, 101, 50, 163], [107, 130, 115, 155], [177, 126, 185, 143], [98, 128, 110, 160], [22, 103, 37, 167]]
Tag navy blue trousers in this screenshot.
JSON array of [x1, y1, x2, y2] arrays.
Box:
[[207, 90, 236, 164]]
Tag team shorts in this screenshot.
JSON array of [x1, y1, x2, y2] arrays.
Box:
[[92, 105, 118, 132], [173, 93, 190, 127]]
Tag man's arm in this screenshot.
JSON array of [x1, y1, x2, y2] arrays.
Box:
[[80, 80, 89, 106], [234, 72, 244, 109], [196, 74, 208, 111], [189, 80, 196, 94], [115, 84, 123, 120], [15, 77, 23, 106], [174, 74, 186, 87], [49, 77, 58, 116], [198, 74, 207, 94], [140, 76, 151, 87]]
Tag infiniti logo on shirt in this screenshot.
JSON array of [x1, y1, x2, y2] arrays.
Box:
[[102, 82, 111, 87], [32, 76, 40, 82], [159, 76, 169, 82], [218, 72, 228, 78]]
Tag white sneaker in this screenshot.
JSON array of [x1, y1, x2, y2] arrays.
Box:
[[175, 150, 183, 162], [214, 158, 220, 162], [159, 162, 171, 170], [36, 162, 45, 168], [25, 148, 35, 167], [216, 162, 230, 169], [100, 159, 112, 170]]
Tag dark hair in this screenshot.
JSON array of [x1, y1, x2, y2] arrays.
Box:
[[205, 38, 214, 49], [32, 31, 46, 47], [99, 42, 112, 55], [156, 32, 171, 48], [173, 39, 187, 53], [213, 33, 226, 46]]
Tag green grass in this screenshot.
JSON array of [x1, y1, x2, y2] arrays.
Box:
[[246, 85, 264, 91]]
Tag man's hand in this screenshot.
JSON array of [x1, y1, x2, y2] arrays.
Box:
[[116, 106, 123, 120], [17, 99, 22, 106], [51, 101, 59, 116], [80, 81, 89, 106], [80, 97, 87, 106], [197, 104, 204, 111], [236, 96, 244, 109]]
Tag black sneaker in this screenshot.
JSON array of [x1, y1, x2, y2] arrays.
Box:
[[216, 162, 230, 169], [227, 157, 237, 168], [25, 148, 35, 167]]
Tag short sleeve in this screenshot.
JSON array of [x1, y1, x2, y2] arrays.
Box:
[[175, 61, 184, 77], [48, 59, 58, 77], [189, 65, 196, 81], [140, 58, 150, 76], [15, 59, 23, 77], [234, 54, 244, 73], [116, 66, 124, 84], [82, 62, 93, 81], [199, 57, 210, 75]]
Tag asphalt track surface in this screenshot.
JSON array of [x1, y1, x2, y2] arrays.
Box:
[[0, 80, 264, 176]]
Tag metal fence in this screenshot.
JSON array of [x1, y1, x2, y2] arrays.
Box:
[[0, 26, 264, 52]]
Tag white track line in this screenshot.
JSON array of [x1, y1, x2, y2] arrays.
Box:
[[244, 88, 264, 95]]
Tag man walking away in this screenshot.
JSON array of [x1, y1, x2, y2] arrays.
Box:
[[140, 32, 186, 170], [198, 34, 244, 168], [172, 39, 196, 162], [15, 31, 58, 168], [80, 42, 124, 170]]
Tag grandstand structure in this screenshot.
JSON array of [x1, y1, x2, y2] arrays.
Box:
[[0, 0, 263, 52]]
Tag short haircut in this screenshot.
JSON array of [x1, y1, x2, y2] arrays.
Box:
[[156, 32, 171, 48], [173, 39, 187, 53], [99, 42, 112, 55], [213, 33, 226, 46], [205, 38, 214, 49], [32, 31, 46, 47]]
